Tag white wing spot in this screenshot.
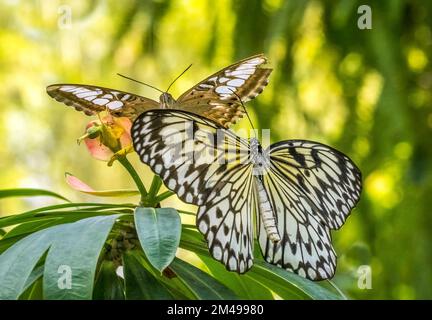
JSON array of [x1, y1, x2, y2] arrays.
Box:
[[215, 86, 234, 95], [227, 79, 245, 87], [199, 220, 208, 234], [246, 57, 265, 64], [168, 179, 176, 190], [213, 246, 222, 260], [84, 96, 97, 101], [76, 91, 97, 98], [60, 86, 76, 92], [93, 98, 109, 106], [228, 256, 237, 270], [106, 101, 123, 110]]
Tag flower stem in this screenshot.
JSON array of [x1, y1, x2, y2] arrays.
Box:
[[117, 156, 147, 202], [146, 175, 164, 206], [154, 190, 175, 203]]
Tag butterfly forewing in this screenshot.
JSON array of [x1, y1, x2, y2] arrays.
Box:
[[132, 109, 256, 272], [175, 54, 272, 127], [268, 140, 362, 229], [46, 84, 159, 119], [131, 109, 251, 204]]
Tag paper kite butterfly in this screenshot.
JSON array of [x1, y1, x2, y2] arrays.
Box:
[[131, 109, 362, 280], [46, 54, 272, 128]]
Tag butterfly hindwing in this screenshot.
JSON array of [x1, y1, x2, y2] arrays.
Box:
[[257, 140, 361, 280], [259, 167, 337, 280], [47, 84, 159, 119], [196, 165, 256, 273]]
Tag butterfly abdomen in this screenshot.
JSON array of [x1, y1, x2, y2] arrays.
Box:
[[256, 178, 280, 243]]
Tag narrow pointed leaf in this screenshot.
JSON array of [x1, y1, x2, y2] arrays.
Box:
[[170, 258, 238, 300], [252, 261, 342, 300], [21, 265, 44, 295], [93, 260, 125, 300], [19, 278, 44, 300], [198, 255, 274, 299], [0, 210, 125, 230], [3, 218, 64, 239], [135, 207, 181, 272], [43, 215, 120, 300], [0, 227, 57, 299], [123, 251, 173, 299], [0, 188, 69, 202]]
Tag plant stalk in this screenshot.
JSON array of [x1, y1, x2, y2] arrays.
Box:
[[117, 156, 148, 203]]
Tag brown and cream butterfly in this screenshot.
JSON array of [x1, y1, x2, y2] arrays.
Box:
[[46, 54, 272, 128]]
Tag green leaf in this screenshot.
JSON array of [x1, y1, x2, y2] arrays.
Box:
[[170, 258, 238, 300], [123, 250, 173, 299], [178, 210, 196, 216], [0, 188, 69, 202], [198, 255, 274, 299], [135, 207, 181, 272], [179, 228, 341, 299], [43, 215, 120, 300], [21, 265, 44, 294], [18, 265, 44, 300], [0, 209, 127, 229], [0, 227, 56, 299], [154, 190, 175, 202], [0, 234, 28, 254], [93, 260, 125, 300], [0, 202, 134, 229], [252, 261, 342, 300], [0, 229, 5, 236], [3, 218, 64, 239], [19, 278, 44, 300]]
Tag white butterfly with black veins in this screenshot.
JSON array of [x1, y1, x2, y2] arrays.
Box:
[[46, 54, 272, 128], [131, 110, 362, 281]]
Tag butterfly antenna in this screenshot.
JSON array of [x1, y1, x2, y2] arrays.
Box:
[[117, 73, 164, 94], [165, 64, 193, 93], [229, 89, 257, 137]]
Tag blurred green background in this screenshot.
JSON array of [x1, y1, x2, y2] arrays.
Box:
[[1, 0, 431, 299]]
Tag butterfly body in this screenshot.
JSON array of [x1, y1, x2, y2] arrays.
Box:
[[254, 176, 281, 243], [47, 54, 272, 128], [159, 92, 176, 109], [132, 109, 362, 280]]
